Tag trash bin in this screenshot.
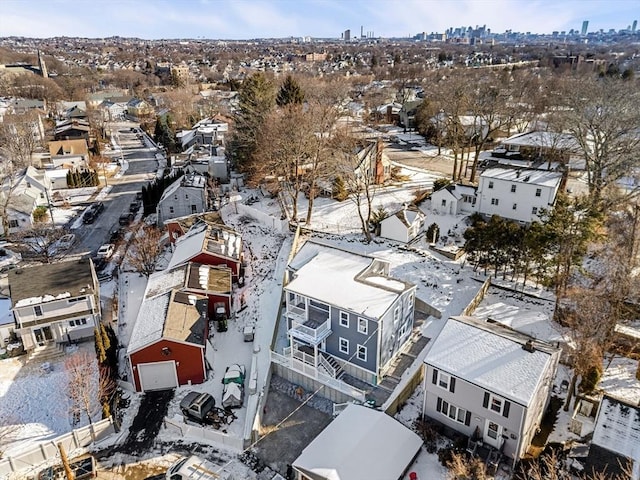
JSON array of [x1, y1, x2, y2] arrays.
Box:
[[243, 326, 255, 342]]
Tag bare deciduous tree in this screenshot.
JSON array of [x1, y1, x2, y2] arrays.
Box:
[[65, 351, 99, 431], [14, 225, 71, 264], [126, 223, 165, 277]]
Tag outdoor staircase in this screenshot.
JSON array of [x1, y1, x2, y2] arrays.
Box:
[[319, 352, 344, 379], [27, 343, 65, 365]]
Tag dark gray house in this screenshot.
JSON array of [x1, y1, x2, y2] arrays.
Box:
[[281, 241, 416, 389]]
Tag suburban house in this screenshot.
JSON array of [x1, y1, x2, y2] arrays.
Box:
[[9, 259, 101, 351], [98, 100, 128, 121], [423, 316, 561, 466], [398, 99, 423, 130], [379, 204, 425, 243], [47, 139, 90, 169], [351, 138, 392, 186], [494, 131, 582, 169], [54, 118, 90, 141], [430, 184, 478, 216], [476, 167, 564, 224], [584, 394, 639, 478], [176, 117, 228, 151], [126, 267, 210, 392], [167, 221, 244, 281], [281, 241, 417, 389], [156, 172, 210, 226], [0, 166, 53, 236], [0, 296, 15, 350], [57, 101, 87, 120], [292, 404, 422, 480], [126, 98, 153, 118]]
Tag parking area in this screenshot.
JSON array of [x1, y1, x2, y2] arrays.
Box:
[[252, 379, 332, 475]]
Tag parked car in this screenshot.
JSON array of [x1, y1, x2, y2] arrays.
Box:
[[82, 210, 96, 224], [129, 201, 141, 213], [118, 212, 134, 225], [56, 233, 76, 251], [180, 391, 216, 424], [109, 227, 126, 243], [96, 244, 114, 259]]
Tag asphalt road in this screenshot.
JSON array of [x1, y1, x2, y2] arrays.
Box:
[[71, 124, 160, 256]]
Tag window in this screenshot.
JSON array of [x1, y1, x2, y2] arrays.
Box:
[[483, 392, 511, 418], [432, 368, 456, 393], [191, 205, 197, 214], [40, 193, 45, 199], [339, 337, 349, 354], [511, 185, 516, 193], [487, 421, 500, 439], [357, 344, 367, 361], [339, 311, 349, 328], [357, 317, 367, 334], [68, 318, 88, 327], [169, 206, 174, 214], [8, 220, 18, 228], [491, 198, 499, 206], [535, 188, 542, 197], [68, 296, 86, 304], [406, 292, 414, 310], [532, 207, 538, 215], [438, 372, 451, 390], [185, 194, 189, 199], [436, 398, 470, 425], [488, 181, 494, 189], [34, 305, 43, 317], [174, 194, 178, 200], [441, 199, 446, 207], [512, 203, 517, 210], [393, 306, 400, 325]]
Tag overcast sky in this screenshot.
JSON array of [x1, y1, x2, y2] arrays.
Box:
[[1, 0, 637, 39]]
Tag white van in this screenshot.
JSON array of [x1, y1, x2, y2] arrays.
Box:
[[165, 455, 232, 480]]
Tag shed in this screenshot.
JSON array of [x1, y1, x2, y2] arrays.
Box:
[[292, 404, 422, 480]]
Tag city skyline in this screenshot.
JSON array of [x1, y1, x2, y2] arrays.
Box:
[[1, 0, 637, 40]]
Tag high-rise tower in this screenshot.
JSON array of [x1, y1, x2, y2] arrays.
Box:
[[581, 20, 589, 35]]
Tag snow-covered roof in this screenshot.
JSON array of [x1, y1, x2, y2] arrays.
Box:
[[127, 292, 170, 354], [286, 241, 413, 319], [167, 222, 242, 270], [592, 395, 640, 467], [293, 404, 422, 480], [424, 316, 559, 406], [9, 259, 96, 308], [384, 204, 424, 228], [447, 184, 477, 200], [145, 265, 186, 298], [501, 131, 580, 151], [480, 167, 563, 188]]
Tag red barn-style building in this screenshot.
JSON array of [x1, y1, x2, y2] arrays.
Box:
[[167, 221, 244, 282], [127, 272, 210, 391]]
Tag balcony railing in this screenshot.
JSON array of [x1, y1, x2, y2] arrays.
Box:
[[271, 350, 366, 402], [287, 304, 306, 323], [288, 317, 331, 344]]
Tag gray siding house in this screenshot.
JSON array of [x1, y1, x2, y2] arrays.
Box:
[[157, 172, 210, 226], [282, 241, 416, 388], [423, 316, 560, 466]]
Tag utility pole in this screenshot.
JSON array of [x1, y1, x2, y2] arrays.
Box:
[[57, 442, 75, 480]]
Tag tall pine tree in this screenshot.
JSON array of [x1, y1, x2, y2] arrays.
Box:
[[276, 75, 304, 107]]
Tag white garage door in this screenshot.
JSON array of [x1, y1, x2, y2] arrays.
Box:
[[138, 361, 178, 391]]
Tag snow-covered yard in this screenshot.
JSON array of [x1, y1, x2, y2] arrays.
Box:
[[0, 343, 100, 457]]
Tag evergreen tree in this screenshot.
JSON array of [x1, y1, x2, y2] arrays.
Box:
[[276, 75, 304, 107], [227, 72, 276, 175]]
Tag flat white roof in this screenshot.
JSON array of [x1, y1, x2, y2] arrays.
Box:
[[593, 396, 640, 466], [286, 242, 409, 318], [293, 404, 422, 480], [481, 167, 563, 188], [502, 131, 580, 151], [425, 316, 556, 406]]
